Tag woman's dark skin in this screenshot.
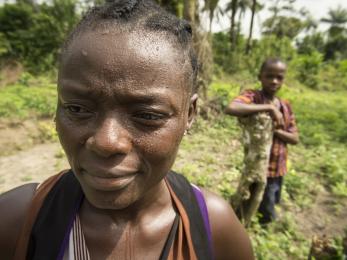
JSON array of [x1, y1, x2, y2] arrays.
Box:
[[0, 29, 254, 259], [225, 61, 299, 145]]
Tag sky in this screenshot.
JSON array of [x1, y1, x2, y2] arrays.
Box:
[[206, 0, 347, 37]]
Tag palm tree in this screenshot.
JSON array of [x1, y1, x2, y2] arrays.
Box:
[[225, 0, 263, 50], [227, 0, 239, 49], [245, 0, 260, 54], [235, 0, 251, 37], [225, 0, 253, 49], [321, 6, 347, 60], [203, 0, 222, 33], [321, 6, 347, 38]]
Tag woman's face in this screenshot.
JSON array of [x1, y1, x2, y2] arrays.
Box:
[[56, 30, 196, 210]]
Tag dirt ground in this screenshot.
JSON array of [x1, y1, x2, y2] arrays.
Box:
[[0, 119, 346, 242], [0, 119, 69, 193]]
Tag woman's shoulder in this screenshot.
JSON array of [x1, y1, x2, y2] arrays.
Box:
[[0, 183, 38, 259], [201, 189, 254, 260]]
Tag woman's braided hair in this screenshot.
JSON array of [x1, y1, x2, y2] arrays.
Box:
[[62, 0, 198, 92]]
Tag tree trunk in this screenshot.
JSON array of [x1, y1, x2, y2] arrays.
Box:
[[184, 0, 212, 100], [209, 12, 213, 33], [231, 113, 273, 226], [236, 8, 243, 45], [184, 0, 196, 23], [229, 0, 239, 50], [245, 0, 256, 54]]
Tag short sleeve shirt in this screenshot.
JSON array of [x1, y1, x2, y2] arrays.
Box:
[[233, 89, 298, 177]]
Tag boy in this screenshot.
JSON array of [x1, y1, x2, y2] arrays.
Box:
[[225, 58, 299, 223]]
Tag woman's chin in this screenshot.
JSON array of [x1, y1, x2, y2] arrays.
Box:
[[83, 185, 140, 211]]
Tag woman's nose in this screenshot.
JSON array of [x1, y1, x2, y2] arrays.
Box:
[[86, 117, 132, 157]]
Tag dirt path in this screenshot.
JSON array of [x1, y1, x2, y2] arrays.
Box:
[[294, 188, 347, 237], [0, 142, 69, 193]]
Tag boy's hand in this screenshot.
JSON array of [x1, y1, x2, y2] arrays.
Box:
[[269, 105, 284, 128]]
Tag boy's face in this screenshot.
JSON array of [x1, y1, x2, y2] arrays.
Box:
[[56, 30, 196, 210], [259, 62, 286, 96]]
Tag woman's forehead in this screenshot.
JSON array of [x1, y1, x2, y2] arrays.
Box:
[[63, 30, 187, 69], [59, 30, 192, 99]]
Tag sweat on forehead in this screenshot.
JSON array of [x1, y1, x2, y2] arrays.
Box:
[[61, 30, 188, 72]]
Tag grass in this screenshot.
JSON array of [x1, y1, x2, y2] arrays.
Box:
[[0, 79, 56, 119]]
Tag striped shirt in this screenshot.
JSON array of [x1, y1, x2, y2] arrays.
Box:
[[233, 89, 298, 177], [63, 215, 90, 260]]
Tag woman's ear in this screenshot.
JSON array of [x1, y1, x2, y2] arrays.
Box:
[[186, 93, 198, 131]]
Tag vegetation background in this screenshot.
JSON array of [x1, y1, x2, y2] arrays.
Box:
[[0, 0, 347, 258]]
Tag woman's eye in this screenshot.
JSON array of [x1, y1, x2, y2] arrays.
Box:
[[133, 112, 167, 126], [137, 113, 163, 120], [64, 105, 92, 118]]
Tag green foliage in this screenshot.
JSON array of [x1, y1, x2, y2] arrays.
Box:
[[275, 83, 347, 145], [0, 32, 10, 57], [324, 35, 347, 60], [316, 61, 347, 91], [321, 6, 347, 60], [208, 81, 240, 108], [212, 32, 247, 74], [0, 0, 79, 73], [250, 212, 309, 259], [332, 182, 347, 198], [37, 121, 58, 141], [296, 32, 325, 55], [263, 15, 305, 39], [284, 168, 318, 207], [291, 51, 323, 88], [0, 81, 56, 118], [212, 33, 296, 76]]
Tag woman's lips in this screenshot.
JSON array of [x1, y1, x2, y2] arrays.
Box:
[[81, 169, 138, 191]]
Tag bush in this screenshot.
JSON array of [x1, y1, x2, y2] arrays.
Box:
[[0, 32, 10, 57], [0, 0, 79, 73], [279, 87, 347, 145], [315, 61, 347, 91], [208, 82, 238, 107], [291, 51, 323, 89], [0, 82, 56, 118]]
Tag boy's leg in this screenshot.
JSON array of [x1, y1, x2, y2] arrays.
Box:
[[275, 176, 283, 204], [258, 177, 281, 223]]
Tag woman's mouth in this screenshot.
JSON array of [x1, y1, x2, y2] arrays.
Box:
[[81, 169, 138, 191]]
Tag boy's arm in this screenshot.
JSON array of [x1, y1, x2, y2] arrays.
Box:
[[274, 129, 299, 144], [274, 101, 299, 144], [224, 102, 284, 126]]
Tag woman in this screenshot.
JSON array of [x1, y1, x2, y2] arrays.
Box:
[[0, 0, 254, 259]]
